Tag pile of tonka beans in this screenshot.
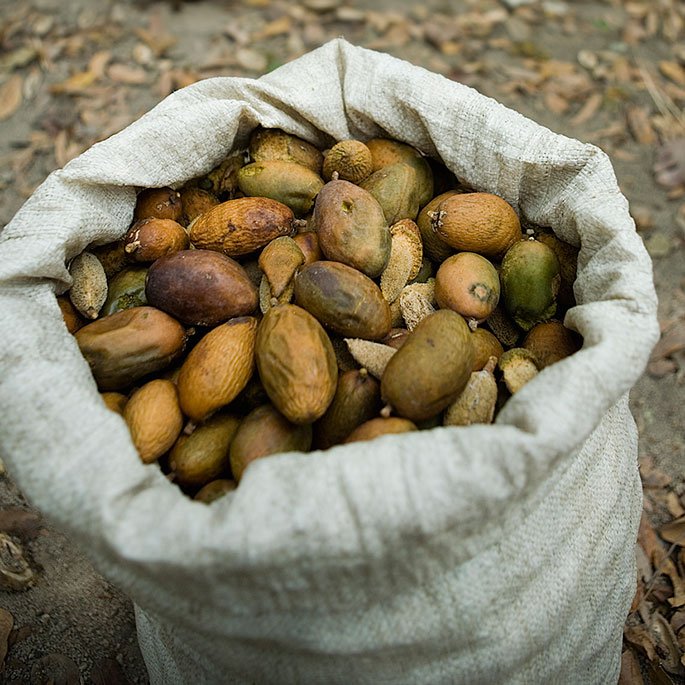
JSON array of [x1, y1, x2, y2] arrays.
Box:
[[58, 128, 582, 504]]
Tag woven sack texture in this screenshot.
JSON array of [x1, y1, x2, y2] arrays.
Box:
[[0, 39, 659, 684]]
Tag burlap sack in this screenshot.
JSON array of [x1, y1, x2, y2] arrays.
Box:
[[0, 39, 659, 684]]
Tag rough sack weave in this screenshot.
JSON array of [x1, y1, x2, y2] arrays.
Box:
[[0, 39, 659, 684]]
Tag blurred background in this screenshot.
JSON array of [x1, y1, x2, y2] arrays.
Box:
[[0, 0, 683, 683]]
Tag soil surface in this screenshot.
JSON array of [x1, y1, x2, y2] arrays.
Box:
[[0, 0, 683, 683]]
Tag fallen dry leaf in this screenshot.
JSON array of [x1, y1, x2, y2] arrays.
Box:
[[107, 64, 148, 85], [637, 540, 653, 582], [22, 66, 42, 101], [666, 492, 685, 519], [640, 458, 673, 489], [626, 106, 657, 145], [611, 56, 633, 85], [647, 357, 678, 378], [134, 27, 177, 57], [672, 609, 685, 633], [571, 91, 603, 126], [651, 321, 685, 363], [49, 70, 97, 95], [640, 512, 669, 561], [88, 50, 112, 79], [0, 75, 23, 120], [235, 47, 268, 72], [660, 516, 685, 546], [254, 16, 293, 40], [625, 623, 658, 662], [645, 661, 679, 685], [659, 61, 685, 86], [54, 130, 84, 168], [614, 149, 639, 162], [618, 649, 644, 685], [543, 90, 569, 114], [658, 555, 685, 607], [650, 612, 684, 673], [0, 45, 37, 71]]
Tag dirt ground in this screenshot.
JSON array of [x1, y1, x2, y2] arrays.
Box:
[[0, 0, 683, 682]]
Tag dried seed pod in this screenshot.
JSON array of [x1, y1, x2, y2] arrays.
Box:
[[292, 230, 322, 266], [522, 321, 581, 368], [233, 374, 270, 414], [433, 193, 522, 259], [123, 379, 183, 464], [238, 161, 324, 217], [194, 479, 237, 504], [258, 236, 305, 299], [329, 334, 358, 372], [323, 140, 373, 184], [177, 317, 258, 423], [146, 250, 258, 326], [401, 278, 435, 304], [417, 191, 457, 263], [91, 240, 127, 279], [344, 338, 397, 379], [169, 412, 241, 488], [407, 256, 435, 285], [190, 196, 294, 256], [443, 357, 498, 427], [101, 392, 128, 415], [124, 218, 189, 263], [101, 266, 148, 316], [380, 219, 423, 303], [360, 163, 421, 224], [68, 251, 108, 320], [365, 138, 434, 207], [258, 274, 273, 314], [313, 179, 391, 278], [294, 261, 392, 340], [180, 186, 220, 225], [399, 283, 436, 331], [389, 298, 404, 328], [381, 309, 475, 422], [537, 231, 578, 311], [498, 348, 541, 394], [255, 304, 337, 424], [249, 128, 323, 174], [202, 152, 246, 198], [500, 238, 560, 331], [241, 259, 263, 289], [381, 328, 411, 350], [344, 416, 417, 444], [313, 369, 382, 449], [133, 187, 183, 222], [75, 306, 187, 391], [471, 327, 504, 371], [435, 252, 500, 322], [56, 295, 86, 334], [259, 275, 295, 314], [230, 404, 312, 481], [484, 304, 520, 348]]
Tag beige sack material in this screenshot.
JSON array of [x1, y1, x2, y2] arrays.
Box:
[[0, 39, 658, 684]]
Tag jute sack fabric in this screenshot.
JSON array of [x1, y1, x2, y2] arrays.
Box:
[[0, 39, 658, 684]]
